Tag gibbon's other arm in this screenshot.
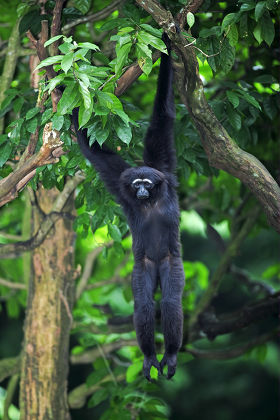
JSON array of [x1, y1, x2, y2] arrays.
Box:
[[143, 35, 176, 174], [72, 108, 131, 198]]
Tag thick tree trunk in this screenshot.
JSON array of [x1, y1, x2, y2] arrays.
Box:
[[19, 186, 75, 420]]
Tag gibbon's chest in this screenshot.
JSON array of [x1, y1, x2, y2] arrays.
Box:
[[141, 200, 174, 234]]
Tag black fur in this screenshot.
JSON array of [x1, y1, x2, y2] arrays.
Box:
[[72, 36, 185, 380]]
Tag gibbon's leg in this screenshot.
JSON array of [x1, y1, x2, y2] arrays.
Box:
[[132, 258, 159, 381], [159, 256, 185, 379]]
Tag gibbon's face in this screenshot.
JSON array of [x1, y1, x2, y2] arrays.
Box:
[[120, 167, 165, 202], [131, 178, 154, 200]]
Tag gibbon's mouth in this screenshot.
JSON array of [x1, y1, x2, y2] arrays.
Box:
[[137, 191, 149, 200]]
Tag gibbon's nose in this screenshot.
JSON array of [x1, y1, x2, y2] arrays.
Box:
[[137, 186, 149, 199]]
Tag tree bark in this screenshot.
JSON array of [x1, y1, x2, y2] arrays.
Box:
[[19, 186, 75, 420]]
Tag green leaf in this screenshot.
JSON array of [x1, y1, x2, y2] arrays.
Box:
[[227, 104, 241, 130], [220, 39, 235, 74], [26, 117, 38, 133], [44, 35, 64, 47], [95, 124, 110, 146], [140, 24, 162, 37], [25, 107, 41, 120], [255, 344, 267, 362], [114, 109, 130, 126], [240, 92, 261, 110], [240, 3, 255, 11], [187, 12, 195, 28], [74, 0, 91, 14], [114, 120, 132, 144], [88, 389, 108, 408], [78, 42, 100, 51], [227, 23, 238, 46], [78, 100, 93, 127], [108, 224, 122, 242], [138, 56, 153, 75], [222, 13, 237, 30], [47, 74, 65, 93], [138, 31, 167, 53], [115, 42, 132, 75], [135, 43, 152, 59], [78, 80, 92, 109], [255, 1, 266, 20], [61, 52, 74, 73], [91, 209, 105, 233], [260, 13, 275, 46], [0, 142, 13, 167], [57, 84, 79, 115], [226, 91, 240, 108], [253, 23, 262, 43], [52, 115, 64, 130], [254, 74, 277, 84], [35, 55, 63, 70]]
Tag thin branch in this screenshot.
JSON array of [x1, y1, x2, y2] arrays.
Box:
[[68, 373, 126, 409], [50, 0, 65, 56], [0, 356, 20, 383], [62, 0, 124, 33], [3, 374, 19, 420], [0, 123, 65, 207], [75, 241, 113, 300], [0, 173, 84, 258], [0, 278, 26, 290], [186, 329, 279, 360], [70, 339, 137, 364], [198, 293, 280, 339]]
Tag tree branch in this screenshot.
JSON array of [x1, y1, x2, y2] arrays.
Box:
[[68, 373, 126, 409], [70, 339, 137, 364], [135, 0, 280, 233], [50, 0, 65, 56], [0, 124, 65, 207], [186, 329, 278, 360], [0, 278, 26, 290], [75, 241, 113, 300], [198, 293, 280, 339], [0, 356, 20, 383], [62, 0, 125, 33], [0, 173, 84, 258]]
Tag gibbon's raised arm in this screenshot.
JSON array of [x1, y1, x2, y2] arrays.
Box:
[[72, 108, 131, 198], [143, 35, 176, 174]]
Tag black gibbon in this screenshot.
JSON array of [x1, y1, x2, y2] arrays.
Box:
[[72, 35, 185, 380]]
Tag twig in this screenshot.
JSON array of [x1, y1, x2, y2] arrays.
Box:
[[70, 339, 137, 364], [3, 374, 19, 420], [0, 278, 26, 290], [198, 293, 280, 339], [0, 173, 84, 258], [62, 0, 124, 33], [186, 329, 279, 360], [75, 241, 113, 300]]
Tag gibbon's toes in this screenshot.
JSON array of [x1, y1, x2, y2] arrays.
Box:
[[160, 353, 177, 379], [143, 355, 161, 381]]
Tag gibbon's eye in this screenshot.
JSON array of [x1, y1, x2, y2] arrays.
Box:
[[132, 179, 142, 189], [143, 179, 154, 189], [144, 181, 153, 189]]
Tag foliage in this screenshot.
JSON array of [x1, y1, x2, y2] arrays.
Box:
[[0, 0, 279, 419]]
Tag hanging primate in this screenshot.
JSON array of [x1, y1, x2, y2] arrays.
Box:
[[72, 34, 185, 380]]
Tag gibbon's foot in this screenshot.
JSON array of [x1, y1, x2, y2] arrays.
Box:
[[143, 355, 161, 382], [160, 353, 177, 379]]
